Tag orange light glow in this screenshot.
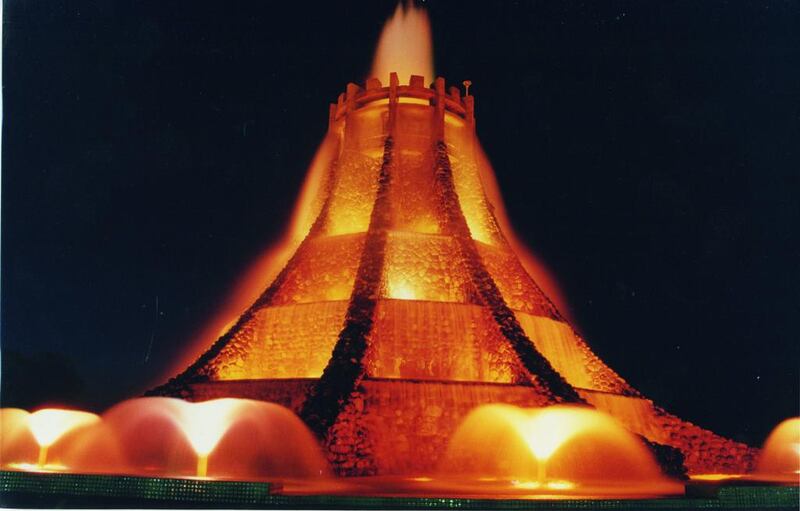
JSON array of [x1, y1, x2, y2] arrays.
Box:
[[441, 404, 674, 491], [177, 399, 242, 457], [156, 7, 758, 479], [690, 473, 745, 481], [177, 49, 575, 387], [27, 409, 99, 467], [755, 417, 800, 483], [370, 3, 434, 85], [2, 398, 330, 480], [27, 409, 99, 448], [1, 409, 36, 468], [520, 407, 594, 461], [6, 461, 69, 472], [214, 301, 348, 380], [473, 143, 573, 319], [511, 479, 577, 491], [388, 279, 417, 300], [137, 397, 330, 478], [545, 480, 577, 490], [174, 399, 245, 477], [326, 283, 352, 301], [161, 133, 340, 381]]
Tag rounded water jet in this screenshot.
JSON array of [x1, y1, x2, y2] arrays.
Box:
[[2, 399, 329, 481], [174, 398, 244, 477], [60, 397, 329, 480], [3, 408, 100, 470], [1, 409, 37, 469], [438, 404, 681, 497], [754, 417, 800, 483], [27, 409, 100, 467]]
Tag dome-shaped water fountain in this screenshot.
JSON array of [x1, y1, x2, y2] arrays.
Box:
[[1, 409, 37, 468], [754, 417, 799, 483], [1, 399, 330, 481], [438, 404, 682, 498], [1, 408, 100, 471]]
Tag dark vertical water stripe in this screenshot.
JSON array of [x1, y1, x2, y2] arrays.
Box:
[[147, 136, 343, 397], [432, 140, 582, 403], [300, 136, 394, 438]]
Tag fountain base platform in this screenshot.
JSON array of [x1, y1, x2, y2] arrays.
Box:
[[1, 470, 797, 510]]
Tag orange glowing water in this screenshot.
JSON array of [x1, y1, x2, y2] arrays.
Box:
[[439, 404, 681, 496], [0, 408, 100, 470], [0, 409, 37, 468], [27, 409, 100, 450], [370, 2, 434, 85], [174, 398, 245, 476], [148, 1, 756, 480], [1, 400, 329, 480], [473, 143, 572, 318], [755, 417, 800, 483], [163, 132, 341, 380], [178, 399, 243, 457], [163, 1, 573, 385], [199, 89, 585, 384]]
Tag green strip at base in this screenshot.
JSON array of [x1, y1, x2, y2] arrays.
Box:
[[0, 470, 274, 506], [1, 470, 797, 510]]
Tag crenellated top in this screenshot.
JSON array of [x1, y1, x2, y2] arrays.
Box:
[[328, 72, 475, 129]]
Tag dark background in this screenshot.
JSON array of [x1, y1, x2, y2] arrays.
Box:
[[3, 1, 798, 446]]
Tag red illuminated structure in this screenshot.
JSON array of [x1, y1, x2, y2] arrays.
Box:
[[151, 74, 756, 477]]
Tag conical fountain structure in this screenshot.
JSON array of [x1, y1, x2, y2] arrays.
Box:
[[150, 74, 756, 477]]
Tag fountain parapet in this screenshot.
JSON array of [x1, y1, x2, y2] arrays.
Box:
[[328, 73, 474, 129]]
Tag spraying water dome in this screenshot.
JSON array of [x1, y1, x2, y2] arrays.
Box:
[[1, 398, 329, 481], [0, 408, 100, 472], [754, 417, 800, 483], [438, 405, 682, 497]]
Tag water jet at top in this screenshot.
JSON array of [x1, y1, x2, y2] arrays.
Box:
[[370, 2, 434, 85]]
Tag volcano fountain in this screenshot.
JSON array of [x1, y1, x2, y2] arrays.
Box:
[[148, 2, 756, 480], [2, 3, 796, 509]]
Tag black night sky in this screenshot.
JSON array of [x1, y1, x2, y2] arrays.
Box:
[[3, 1, 798, 447]]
